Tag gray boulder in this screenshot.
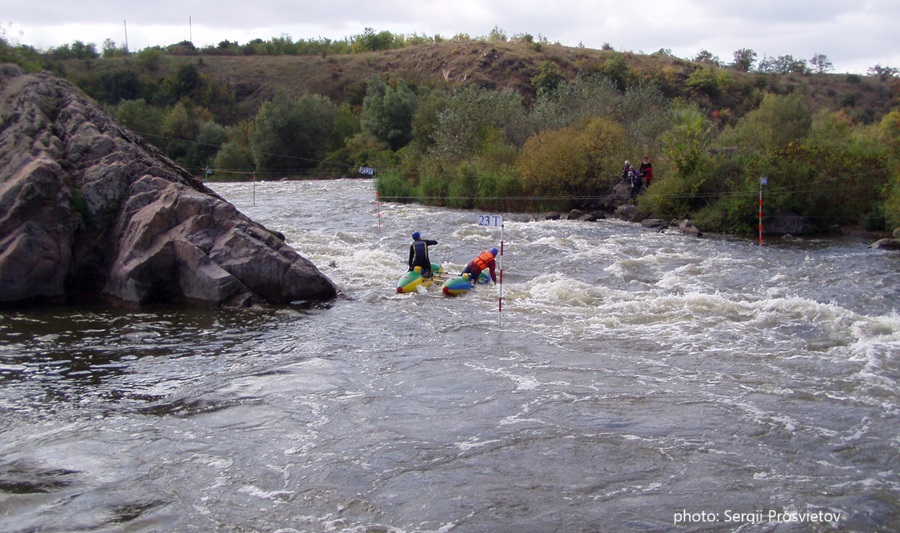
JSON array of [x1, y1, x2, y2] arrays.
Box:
[[615, 204, 639, 222], [641, 218, 667, 229], [675, 219, 703, 237], [0, 65, 338, 307], [566, 209, 605, 222], [870, 238, 900, 251]]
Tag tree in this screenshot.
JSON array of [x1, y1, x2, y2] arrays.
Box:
[[352, 28, 397, 52], [530, 73, 619, 131], [725, 93, 812, 153], [531, 61, 563, 97], [333, 102, 361, 145], [134, 47, 163, 71], [694, 49, 722, 66], [600, 53, 632, 91], [409, 89, 450, 154], [114, 99, 165, 149], [686, 66, 730, 98], [251, 91, 336, 175], [360, 77, 418, 151], [757, 55, 808, 74], [875, 111, 900, 228], [49, 40, 98, 60], [0, 26, 41, 71], [94, 69, 142, 104], [189, 121, 228, 170], [731, 48, 757, 72], [662, 104, 713, 178], [867, 64, 899, 80], [618, 81, 672, 154], [164, 63, 202, 100], [161, 101, 214, 165], [212, 120, 255, 179], [641, 103, 716, 220], [102, 38, 127, 57], [429, 87, 529, 162], [488, 26, 508, 42], [516, 117, 627, 208], [809, 53, 833, 74]]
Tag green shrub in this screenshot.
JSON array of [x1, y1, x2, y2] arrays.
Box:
[[376, 171, 415, 203], [447, 164, 478, 209], [478, 165, 527, 211], [860, 204, 886, 231], [416, 172, 449, 205]]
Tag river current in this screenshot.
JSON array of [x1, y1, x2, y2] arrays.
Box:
[[1, 179, 898, 532]]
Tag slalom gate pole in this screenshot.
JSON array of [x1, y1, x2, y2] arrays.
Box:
[[376, 189, 382, 230], [252, 172, 256, 207], [477, 214, 505, 326], [758, 177, 767, 246], [498, 222, 504, 326]]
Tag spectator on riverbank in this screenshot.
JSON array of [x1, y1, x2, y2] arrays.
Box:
[[623, 161, 642, 201], [640, 156, 653, 188]]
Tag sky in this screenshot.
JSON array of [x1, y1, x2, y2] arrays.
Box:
[[3, 0, 899, 74]]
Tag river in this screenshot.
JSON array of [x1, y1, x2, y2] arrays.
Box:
[[1, 179, 898, 532]]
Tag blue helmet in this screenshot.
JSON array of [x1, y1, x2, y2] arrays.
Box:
[[412, 231, 421, 239], [490, 247, 499, 256]]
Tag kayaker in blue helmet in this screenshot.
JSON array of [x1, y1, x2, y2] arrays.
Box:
[[408, 231, 438, 278], [461, 247, 498, 285]]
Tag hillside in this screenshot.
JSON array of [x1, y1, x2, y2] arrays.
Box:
[[54, 39, 897, 126], [21, 39, 900, 235]]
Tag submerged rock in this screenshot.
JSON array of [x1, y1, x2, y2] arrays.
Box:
[[0, 64, 338, 307]]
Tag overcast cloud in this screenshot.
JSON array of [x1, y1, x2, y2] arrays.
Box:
[[3, 0, 898, 74]]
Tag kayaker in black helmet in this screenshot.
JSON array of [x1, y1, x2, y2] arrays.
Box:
[[408, 231, 438, 278]]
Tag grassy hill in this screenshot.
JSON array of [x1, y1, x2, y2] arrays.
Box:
[[54, 39, 897, 126], [30, 38, 900, 234]]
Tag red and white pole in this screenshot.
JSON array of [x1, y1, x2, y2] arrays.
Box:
[[759, 177, 767, 245], [498, 223, 504, 326], [376, 189, 382, 230]]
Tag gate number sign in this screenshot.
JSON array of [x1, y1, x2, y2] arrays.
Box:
[[477, 214, 503, 227]]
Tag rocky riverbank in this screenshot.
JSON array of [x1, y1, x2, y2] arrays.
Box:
[[0, 64, 338, 308]]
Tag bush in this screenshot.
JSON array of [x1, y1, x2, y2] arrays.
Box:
[[447, 164, 478, 209], [376, 171, 415, 203], [517, 117, 626, 210], [475, 165, 526, 211], [883, 175, 900, 229], [690, 175, 762, 236], [416, 172, 449, 205]]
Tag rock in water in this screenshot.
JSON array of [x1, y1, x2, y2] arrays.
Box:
[[0, 64, 338, 307]]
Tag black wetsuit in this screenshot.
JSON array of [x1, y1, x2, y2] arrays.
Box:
[[408, 238, 438, 277]]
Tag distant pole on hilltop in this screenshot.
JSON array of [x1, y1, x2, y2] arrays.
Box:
[[123, 20, 129, 53], [189, 17, 193, 44]]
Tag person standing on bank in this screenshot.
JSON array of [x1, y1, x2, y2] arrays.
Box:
[[408, 231, 438, 278], [623, 161, 642, 201], [640, 156, 653, 188], [461, 248, 498, 285]]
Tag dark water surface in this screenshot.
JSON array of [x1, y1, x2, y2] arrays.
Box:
[[1, 179, 897, 532]]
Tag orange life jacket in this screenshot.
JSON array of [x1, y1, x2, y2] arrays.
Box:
[[472, 251, 494, 270]]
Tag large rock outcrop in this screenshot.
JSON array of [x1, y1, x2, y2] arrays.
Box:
[[0, 64, 338, 307]]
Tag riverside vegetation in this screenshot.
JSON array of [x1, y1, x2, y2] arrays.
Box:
[[3, 27, 899, 236]]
